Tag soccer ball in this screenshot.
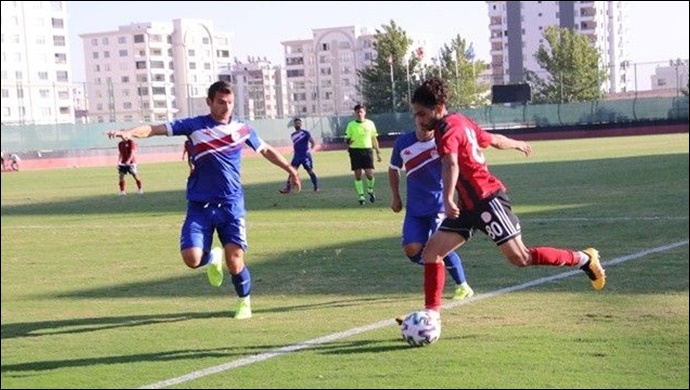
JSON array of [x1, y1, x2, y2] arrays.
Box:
[[400, 310, 441, 347]]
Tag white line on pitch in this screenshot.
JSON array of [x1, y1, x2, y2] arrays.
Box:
[[139, 240, 689, 389]]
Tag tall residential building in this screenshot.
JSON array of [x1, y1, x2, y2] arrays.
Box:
[[219, 58, 288, 120], [1, 1, 74, 125], [80, 19, 232, 123], [281, 26, 378, 116], [487, 1, 629, 93]]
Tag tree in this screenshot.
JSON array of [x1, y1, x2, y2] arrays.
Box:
[[357, 20, 420, 114], [525, 26, 607, 104], [429, 35, 490, 108]]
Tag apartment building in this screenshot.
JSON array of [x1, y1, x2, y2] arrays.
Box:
[[219, 58, 289, 120], [1, 1, 74, 125], [651, 59, 689, 93], [80, 19, 232, 123], [487, 1, 629, 93], [281, 26, 379, 116]]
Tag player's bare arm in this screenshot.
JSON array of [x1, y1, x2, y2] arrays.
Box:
[[490, 134, 532, 157], [107, 124, 167, 140], [441, 153, 460, 218], [373, 136, 382, 162], [388, 168, 403, 213]]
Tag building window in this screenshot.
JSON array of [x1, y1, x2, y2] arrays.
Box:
[[51, 18, 64, 28], [133, 34, 145, 43]]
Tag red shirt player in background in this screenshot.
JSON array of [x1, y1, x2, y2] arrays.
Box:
[[409, 77, 606, 320], [117, 136, 143, 195]]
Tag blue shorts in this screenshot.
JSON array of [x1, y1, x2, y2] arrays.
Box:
[[291, 155, 314, 171], [180, 201, 248, 252], [402, 213, 444, 246]]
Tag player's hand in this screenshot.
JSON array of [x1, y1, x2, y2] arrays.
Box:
[[390, 198, 402, 213], [288, 171, 301, 193], [107, 130, 128, 140], [376, 152, 382, 163], [517, 141, 532, 157], [444, 200, 460, 219]]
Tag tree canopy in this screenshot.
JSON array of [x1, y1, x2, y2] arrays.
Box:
[[525, 26, 607, 103]]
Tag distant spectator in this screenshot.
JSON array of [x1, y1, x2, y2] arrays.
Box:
[[1, 151, 6, 171]]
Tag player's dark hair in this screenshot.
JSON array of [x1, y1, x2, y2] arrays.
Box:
[[411, 77, 450, 108], [353, 104, 366, 112], [207, 80, 234, 100]]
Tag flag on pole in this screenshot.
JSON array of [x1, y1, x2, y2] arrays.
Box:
[[415, 47, 425, 60], [387, 54, 393, 64], [464, 43, 475, 61]]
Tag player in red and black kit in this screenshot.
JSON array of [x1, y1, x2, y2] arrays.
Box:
[[117, 137, 143, 195], [409, 77, 606, 317]]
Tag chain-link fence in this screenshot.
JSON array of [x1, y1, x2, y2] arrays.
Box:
[[1, 59, 688, 154]]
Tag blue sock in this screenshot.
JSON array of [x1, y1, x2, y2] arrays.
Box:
[[309, 171, 318, 188], [198, 250, 212, 267], [443, 252, 466, 285], [231, 267, 251, 298], [407, 252, 424, 266]]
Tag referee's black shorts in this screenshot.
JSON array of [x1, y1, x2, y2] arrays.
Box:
[[348, 148, 374, 170]]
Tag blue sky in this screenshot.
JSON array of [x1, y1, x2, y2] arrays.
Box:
[[67, 1, 689, 89]]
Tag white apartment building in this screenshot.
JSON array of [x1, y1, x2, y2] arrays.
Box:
[[487, 1, 629, 93], [1, 1, 74, 125], [651, 60, 689, 94], [80, 19, 232, 123], [220, 58, 288, 120], [281, 26, 379, 116]]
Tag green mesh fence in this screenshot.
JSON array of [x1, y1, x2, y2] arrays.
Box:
[[1, 96, 687, 153]]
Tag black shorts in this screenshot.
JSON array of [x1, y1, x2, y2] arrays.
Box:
[[348, 148, 374, 170], [438, 191, 521, 246], [118, 164, 138, 175]]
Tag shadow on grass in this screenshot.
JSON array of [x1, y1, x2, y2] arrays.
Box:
[[1, 154, 687, 216]]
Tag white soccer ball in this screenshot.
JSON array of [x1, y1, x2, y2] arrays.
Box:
[[400, 310, 441, 347]]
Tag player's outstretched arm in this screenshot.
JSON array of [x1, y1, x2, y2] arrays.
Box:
[[107, 124, 168, 140], [489, 134, 532, 157]]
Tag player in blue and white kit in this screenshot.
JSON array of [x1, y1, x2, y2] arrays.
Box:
[[388, 126, 473, 301], [108, 80, 301, 319], [280, 117, 319, 193]]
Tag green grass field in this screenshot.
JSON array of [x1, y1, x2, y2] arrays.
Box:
[[2, 133, 688, 389]]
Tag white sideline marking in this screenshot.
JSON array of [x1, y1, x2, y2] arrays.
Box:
[[139, 240, 689, 389]]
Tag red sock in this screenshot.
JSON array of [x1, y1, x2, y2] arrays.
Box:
[[135, 179, 142, 190], [119, 180, 125, 191], [424, 262, 445, 311], [529, 247, 579, 266]]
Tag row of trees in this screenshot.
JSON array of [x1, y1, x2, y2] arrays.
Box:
[[357, 21, 608, 114]]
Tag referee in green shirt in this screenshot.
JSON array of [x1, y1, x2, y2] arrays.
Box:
[[344, 104, 382, 205]]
